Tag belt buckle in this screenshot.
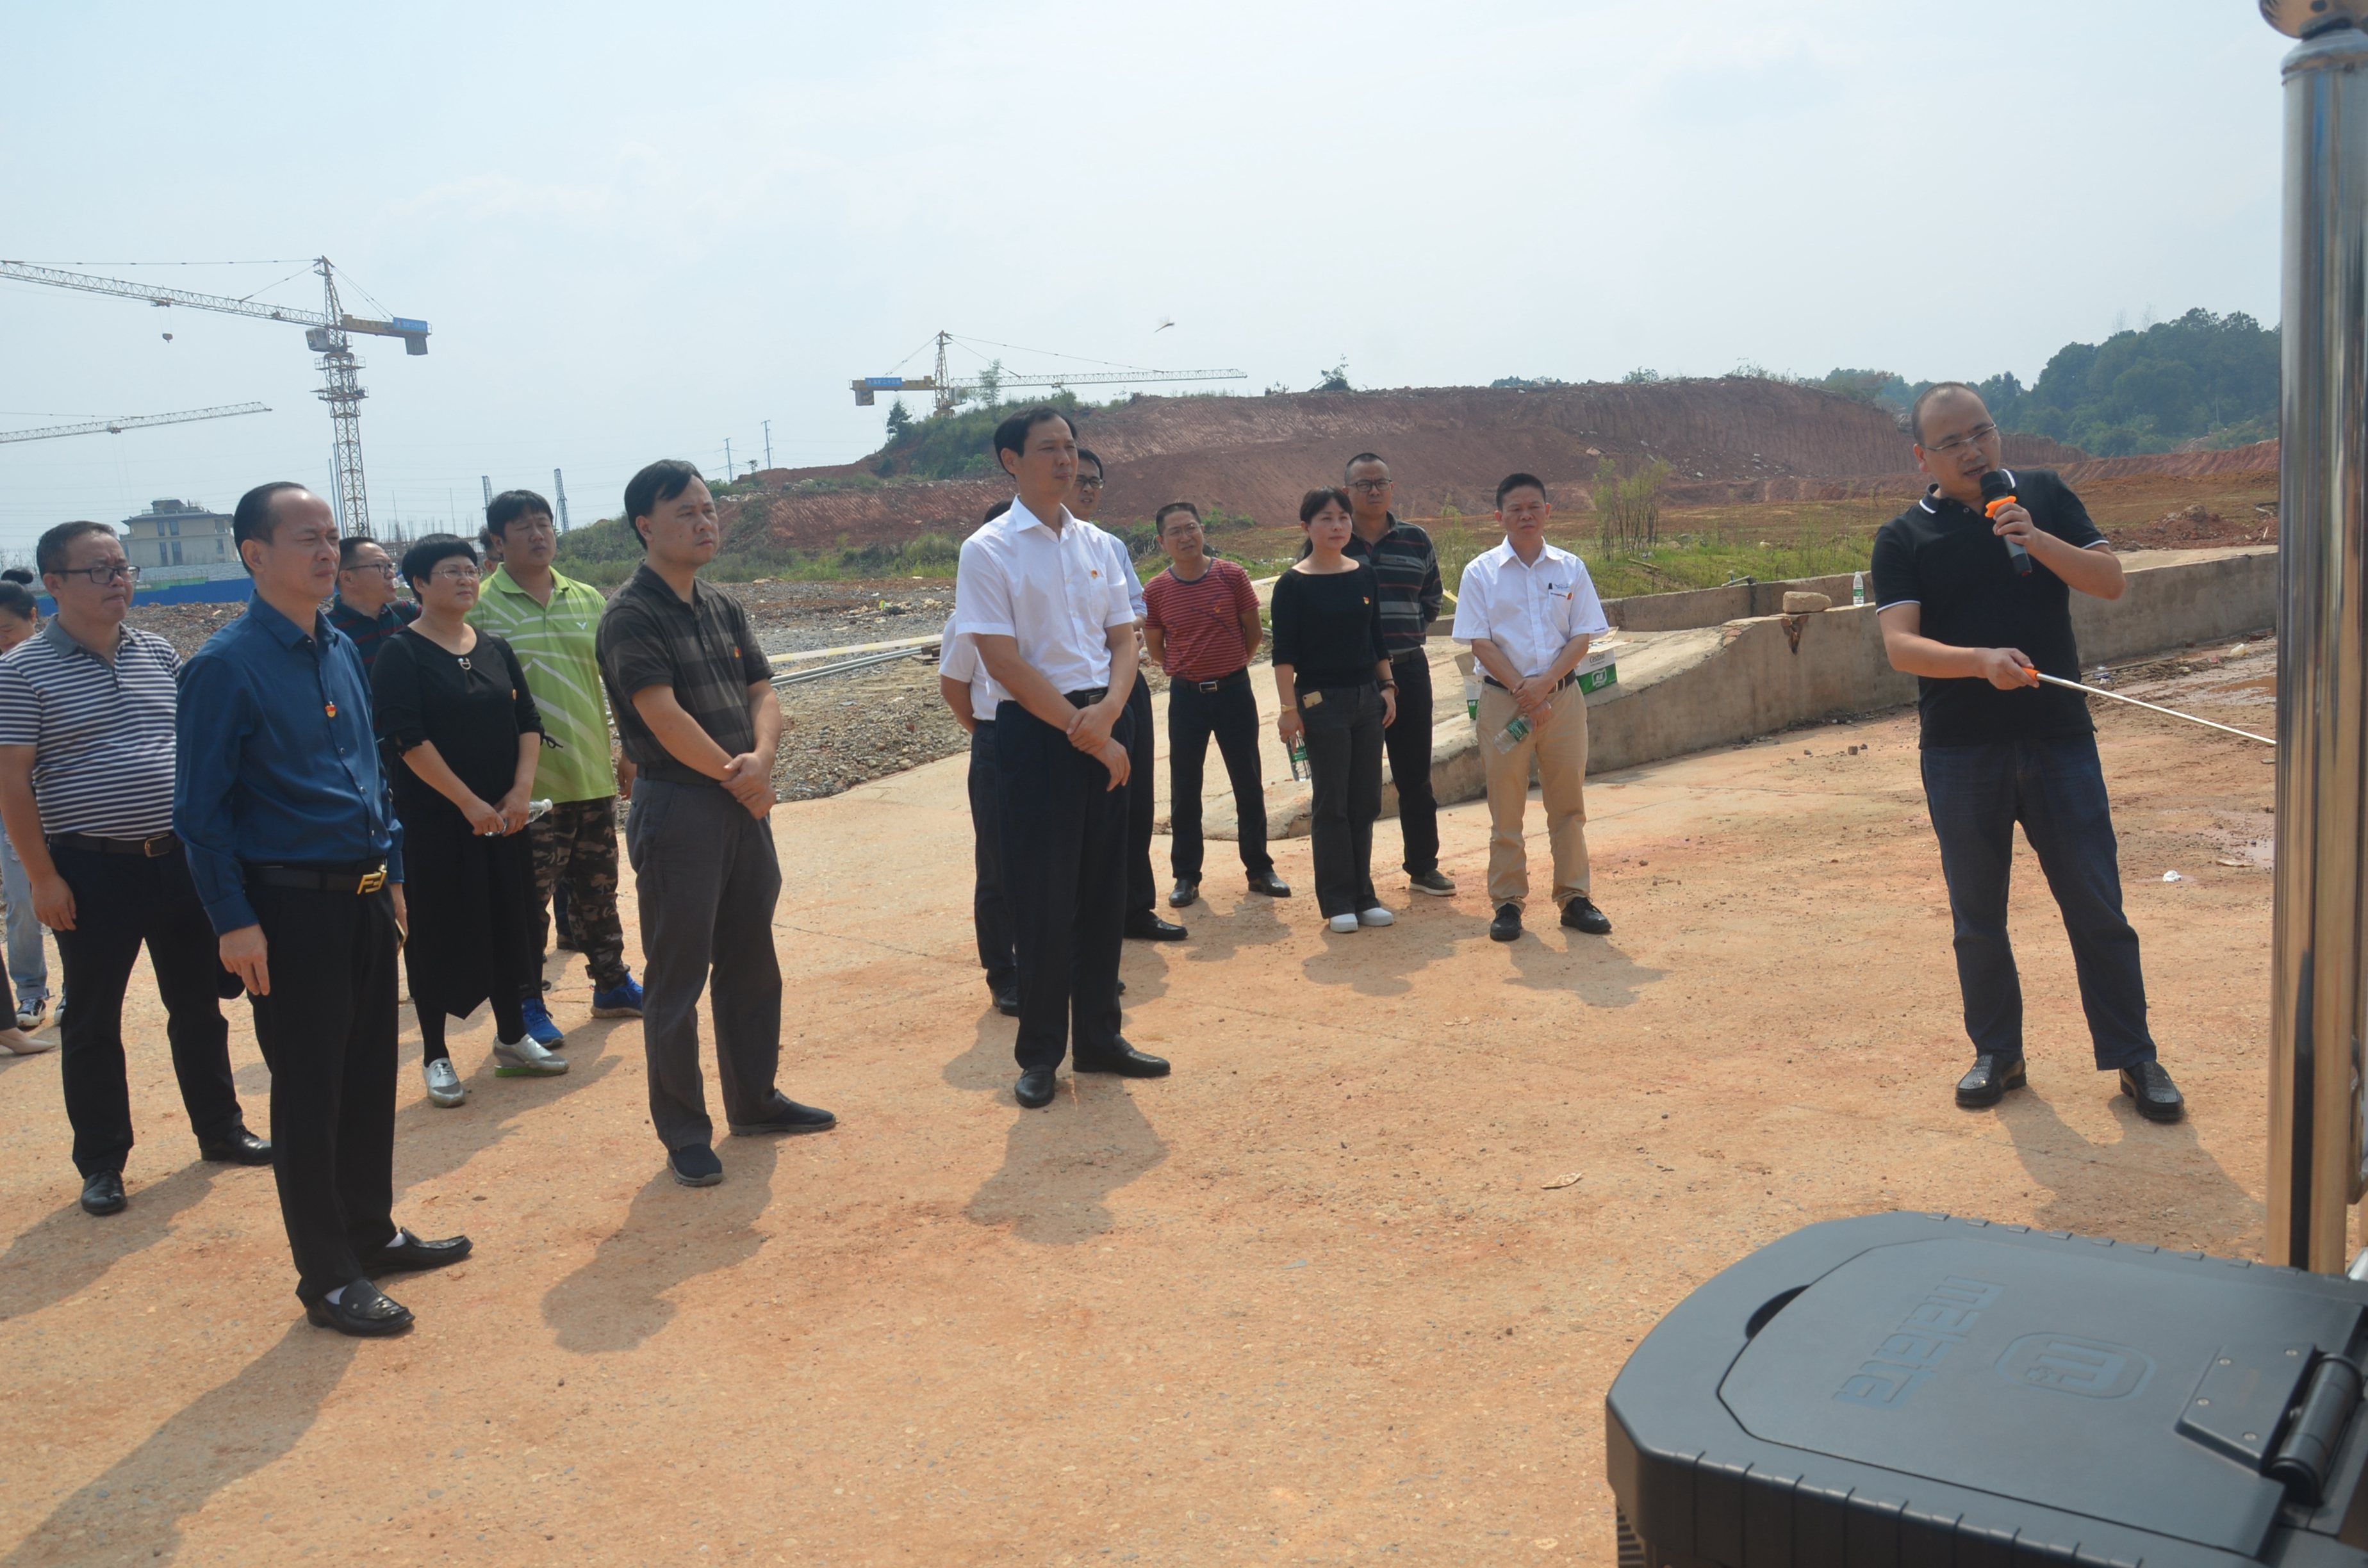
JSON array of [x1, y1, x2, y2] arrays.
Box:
[[1197, 678, 1220, 692], [356, 867, 387, 894], [142, 835, 170, 858]]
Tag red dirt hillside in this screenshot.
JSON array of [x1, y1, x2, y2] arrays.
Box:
[[732, 377, 2088, 550]]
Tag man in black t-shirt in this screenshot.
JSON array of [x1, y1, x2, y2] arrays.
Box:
[[1871, 383, 2185, 1123]]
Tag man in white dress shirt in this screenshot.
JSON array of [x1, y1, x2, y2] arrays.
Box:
[[1451, 472, 1614, 944], [955, 409, 1172, 1109]]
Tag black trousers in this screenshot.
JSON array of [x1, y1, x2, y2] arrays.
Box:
[[966, 721, 1015, 992], [1383, 650, 1440, 875], [246, 878, 401, 1304], [996, 698, 1128, 1071], [1167, 672, 1272, 884], [1303, 683, 1386, 917], [1123, 673, 1156, 915], [53, 842, 243, 1178]]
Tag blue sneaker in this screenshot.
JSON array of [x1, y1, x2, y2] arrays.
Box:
[[589, 972, 645, 1019], [518, 995, 566, 1047]]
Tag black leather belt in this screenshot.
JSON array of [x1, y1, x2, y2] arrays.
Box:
[[249, 863, 390, 895], [1065, 687, 1110, 706], [1180, 668, 1249, 694], [49, 831, 178, 858], [1483, 671, 1577, 694]]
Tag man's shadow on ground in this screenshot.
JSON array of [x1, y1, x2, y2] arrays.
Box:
[[389, 1009, 627, 1200], [0, 1160, 227, 1324], [1506, 933, 1665, 1008], [965, 1074, 1168, 1245], [0, 1323, 354, 1567], [1169, 889, 1293, 968], [1993, 1086, 2262, 1245], [539, 1136, 779, 1356]]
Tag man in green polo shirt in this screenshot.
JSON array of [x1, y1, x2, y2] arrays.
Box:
[[472, 489, 643, 1041]]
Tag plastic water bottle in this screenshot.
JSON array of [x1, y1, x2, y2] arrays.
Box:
[[1492, 714, 1533, 755], [1462, 666, 1481, 722], [1852, 571, 1866, 607]]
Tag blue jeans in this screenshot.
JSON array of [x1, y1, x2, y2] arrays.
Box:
[[1920, 734, 2156, 1069], [0, 827, 47, 1006]]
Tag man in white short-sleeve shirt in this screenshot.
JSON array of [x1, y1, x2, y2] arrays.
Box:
[[1452, 471, 1613, 945], [953, 408, 1171, 1109]]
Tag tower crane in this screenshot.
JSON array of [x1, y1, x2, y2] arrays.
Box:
[[0, 402, 270, 445], [0, 257, 430, 537], [851, 330, 1243, 414]]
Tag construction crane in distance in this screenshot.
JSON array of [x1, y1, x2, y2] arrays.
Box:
[[851, 330, 1244, 415], [0, 257, 429, 537], [0, 401, 271, 445]]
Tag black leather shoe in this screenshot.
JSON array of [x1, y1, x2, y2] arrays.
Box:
[[305, 1280, 414, 1337], [79, 1170, 126, 1216], [2120, 1061, 2187, 1123], [1124, 911, 1187, 942], [1955, 1054, 2027, 1109], [1117, 978, 1128, 995], [1560, 897, 1613, 936], [360, 1232, 472, 1275], [727, 1096, 838, 1136], [993, 987, 1020, 1017], [1246, 871, 1291, 897], [1169, 879, 1199, 908], [199, 1128, 273, 1166], [1489, 902, 1522, 943], [1073, 1041, 1171, 1078], [1015, 1066, 1058, 1109]]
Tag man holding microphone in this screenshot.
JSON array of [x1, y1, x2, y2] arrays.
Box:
[[1872, 383, 2184, 1122]]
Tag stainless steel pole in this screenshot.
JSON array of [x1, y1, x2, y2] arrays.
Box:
[[2269, 6, 2368, 1272]]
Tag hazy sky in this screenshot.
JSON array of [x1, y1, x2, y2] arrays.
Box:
[[0, 1, 2287, 550]]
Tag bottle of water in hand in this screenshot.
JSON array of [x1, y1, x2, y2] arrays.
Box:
[[1492, 714, 1533, 755]]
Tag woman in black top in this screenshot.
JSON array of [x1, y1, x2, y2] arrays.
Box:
[[371, 535, 557, 1107], [1270, 487, 1399, 931]]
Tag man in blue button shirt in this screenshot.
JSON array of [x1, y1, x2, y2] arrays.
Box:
[[176, 482, 468, 1338]]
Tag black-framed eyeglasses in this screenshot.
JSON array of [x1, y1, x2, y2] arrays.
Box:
[[341, 562, 397, 578], [1925, 422, 1999, 455], [1348, 478, 1392, 494], [55, 564, 139, 585], [1074, 475, 1104, 489]]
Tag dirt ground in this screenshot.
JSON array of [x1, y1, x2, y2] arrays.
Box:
[[0, 649, 2285, 1566]]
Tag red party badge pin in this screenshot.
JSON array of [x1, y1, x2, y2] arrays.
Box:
[[325, 701, 338, 719]]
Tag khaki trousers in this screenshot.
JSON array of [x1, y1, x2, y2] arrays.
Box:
[[1478, 682, 1592, 910]]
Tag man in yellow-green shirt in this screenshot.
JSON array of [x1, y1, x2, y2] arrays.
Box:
[[472, 489, 643, 1041]]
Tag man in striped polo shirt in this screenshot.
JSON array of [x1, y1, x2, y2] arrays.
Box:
[[1142, 502, 1288, 907], [0, 520, 265, 1220], [472, 489, 643, 1042], [1335, 453, 1452, 896]]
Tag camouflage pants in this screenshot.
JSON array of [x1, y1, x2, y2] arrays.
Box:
[[532, 798, 629, 988]]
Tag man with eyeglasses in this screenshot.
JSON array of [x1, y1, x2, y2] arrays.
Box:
[[1071, 447, 1185, 942], [1331, 453, 1452, 897], [472, 489, 644, 1045], [327, 537, 418, 674], [177, 484, 467, 1336], [1873, 382, 2185, 1123], [0, 521, 267, 1220]]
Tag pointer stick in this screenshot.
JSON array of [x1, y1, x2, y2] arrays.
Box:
[[2021, 667, 2275, 747]]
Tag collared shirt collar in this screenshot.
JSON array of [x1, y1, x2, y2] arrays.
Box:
[[1005, 494, 1078, 537], [38, 615, 125, 662], [625, 560, 702, 612], [485, 563, 583, 601], [1921, 468, 2016, 516], [245, 593, 325, 648], [1484, 537, 1572, 571]]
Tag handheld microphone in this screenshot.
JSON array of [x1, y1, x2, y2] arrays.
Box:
[[1979, 470, 2031, 576]]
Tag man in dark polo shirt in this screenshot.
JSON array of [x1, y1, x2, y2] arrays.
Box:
[[1873, 383, 2184, 1122], [1143, 502, 1287, 907], [1334, 453, 1451, 896], [598, 459, 834, 1189], [327, 536, 418, 674]]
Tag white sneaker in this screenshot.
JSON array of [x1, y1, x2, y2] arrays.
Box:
[[1358, 905, 1395, 927], [491, 1036, 569, 1077], [423, 1057, 466, 1107], [14, 999, 46, 1033], [1327, 913, 1361, 934]]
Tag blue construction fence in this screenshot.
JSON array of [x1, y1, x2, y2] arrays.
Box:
[[29, 576, 256, 616]]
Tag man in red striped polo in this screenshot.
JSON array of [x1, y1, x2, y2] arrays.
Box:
[[1142, 503, 1289, 907]]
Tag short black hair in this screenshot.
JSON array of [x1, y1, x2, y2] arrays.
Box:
[[982, 500, 1013, 525], [400, 533, 479, 593], [1154, 502, 1201, 533], [232, 482, 312, 567], [0, 568, 33, 585], [1299, 487, 1355, 525], [1495, 471, 1549, 507], [1076, 446, 1103, 478], [36, 520, 119, 577], [487, 489, 554, 537], [337, 535, 389, 569], [0, 583, 38, 622], [623, 460, 707, 548], [1344, 452, 1387, 480], [1909, 381, 1982, 443], [991, 407, 1074, 466]]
